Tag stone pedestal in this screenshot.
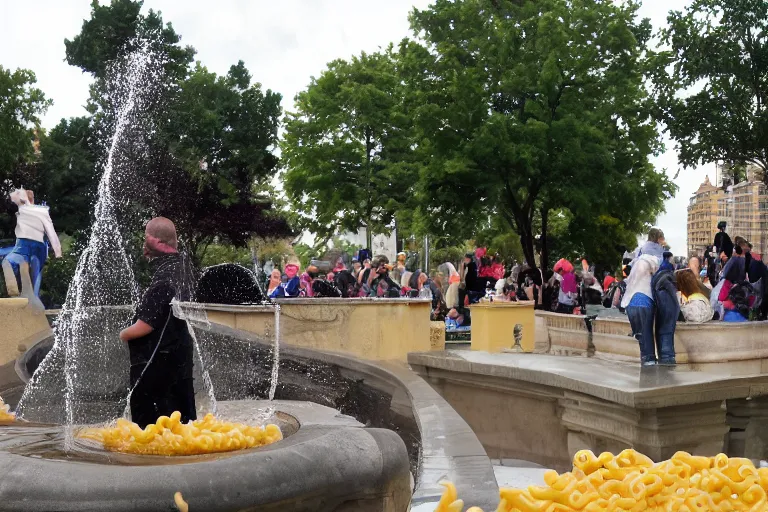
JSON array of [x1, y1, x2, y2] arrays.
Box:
[[429, 321, 446, 351], [470, 301, 535, 353], [727, 397, 768, 460], [408, 351, 762, 470], [560, 392, 728, 461]]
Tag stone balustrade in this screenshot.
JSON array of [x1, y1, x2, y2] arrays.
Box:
[[535, 311, 768, 368]]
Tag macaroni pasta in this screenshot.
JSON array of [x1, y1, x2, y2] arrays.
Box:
[[79, 411, 283, 456], [435, 449, 768, 511]]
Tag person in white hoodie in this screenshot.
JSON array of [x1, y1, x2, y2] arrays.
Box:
[[2, 188, 61, 298]]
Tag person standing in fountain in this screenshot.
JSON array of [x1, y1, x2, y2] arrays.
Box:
[[3, 188, 62, 299], [119, 217, 196, 428]]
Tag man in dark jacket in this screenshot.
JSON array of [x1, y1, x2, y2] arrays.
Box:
[[714, 221, 734, 261], [652, 254, 679, 365], [119, 217, 196, 428]]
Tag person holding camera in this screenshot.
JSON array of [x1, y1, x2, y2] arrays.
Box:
[[363, 255, 399, 297]]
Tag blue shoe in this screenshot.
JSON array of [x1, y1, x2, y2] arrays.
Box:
[[659, 359, 677, 366], [641, 360, 658, 367]]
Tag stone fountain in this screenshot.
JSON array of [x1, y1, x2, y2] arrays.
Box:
[[0, 43, 498, 512]]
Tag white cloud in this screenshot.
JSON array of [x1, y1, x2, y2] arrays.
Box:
[[0, 0, 709, 256]]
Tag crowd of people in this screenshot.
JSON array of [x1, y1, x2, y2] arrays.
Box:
[[538, 224, 767, 366], [262, 247, 550, 326], [262, 222, 768, 366]]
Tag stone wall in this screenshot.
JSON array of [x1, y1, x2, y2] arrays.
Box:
[[0, 298, 51, 367], [536, 311, 768, 366], [536, 311, 591, 357], [200, 299, 433, 362], [409, 350, 768, 468]]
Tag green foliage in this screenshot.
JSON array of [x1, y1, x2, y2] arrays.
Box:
[[251, 237, 296, 268], [37, 117, 98, 235], [547, 209, 638, 268], [282, 48, 417, 245], [165, 62, 282, 198], [39, 232, 84, 308], [64, 0, 195, 82], [60, 0, 291, 260], [0, 65, 50, 186], [650, 0, 768, 178], [199, 244, 252, 268], [401, 0, 673, 269], [153, 61, 289, 256], [291, 243, 313, 269], [429, 245, 466, 273]]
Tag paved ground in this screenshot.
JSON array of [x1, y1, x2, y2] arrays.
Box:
[[409, 350, 768, 409]]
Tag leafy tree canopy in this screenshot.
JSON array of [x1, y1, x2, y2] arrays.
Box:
[[58, 0, 291, 262], [401, 0, 673, 269], [282, 48, 417, 247], [65, 0, 194, 82], [0, 66, 50, 190], [651, 0, 768, 178], [150, 62, 291, 256], [37, 117, 98, 235]]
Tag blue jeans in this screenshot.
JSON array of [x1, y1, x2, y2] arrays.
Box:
[[654, 292, 679, 362], [7, 238, 48, 297], [626, 305, 656, 363]]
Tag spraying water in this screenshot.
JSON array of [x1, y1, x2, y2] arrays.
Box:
[[16, 44, 193, 434], [269, 303, 281, 401]]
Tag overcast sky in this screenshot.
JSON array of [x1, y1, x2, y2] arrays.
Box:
[[0, 0, 713, 255]]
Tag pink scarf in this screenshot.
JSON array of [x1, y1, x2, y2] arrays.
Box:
[[144, 234, 178, 258]]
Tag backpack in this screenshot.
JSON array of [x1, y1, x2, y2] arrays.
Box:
[[311, 279, 342, 298], [334, 270, 357, 298], [603, 280, 627, 310]]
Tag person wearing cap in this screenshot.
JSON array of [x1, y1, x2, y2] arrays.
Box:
[[271, 263, 301, 298], [119, 217, 196, 428]]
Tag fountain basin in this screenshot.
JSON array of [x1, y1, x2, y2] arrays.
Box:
[[0, 400, 412, 511]]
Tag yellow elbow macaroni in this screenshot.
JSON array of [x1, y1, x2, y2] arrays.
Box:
[[0, 396, 14, 422], [78, 411, 283, 456], [435, 449, 768, 512]]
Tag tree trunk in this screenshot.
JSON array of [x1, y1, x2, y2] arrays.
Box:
[[516, 219, 536, 270], [540, 206, 549, 272]]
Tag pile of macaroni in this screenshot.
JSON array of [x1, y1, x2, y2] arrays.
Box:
[[435, 449, 768, 511], [0, 396, 14, 422], [79, 411, 283, 456]]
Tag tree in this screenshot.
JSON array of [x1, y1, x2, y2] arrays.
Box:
[[650, 0, 768, 179], [401, 0, 673, 269], [65, 0, 194, 82], [36, 117, 98, 235], [282, 48, 416, 248], [0, 66, 50, 189], [150, 62, 291, 259], [62, 0, 292, 262]]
